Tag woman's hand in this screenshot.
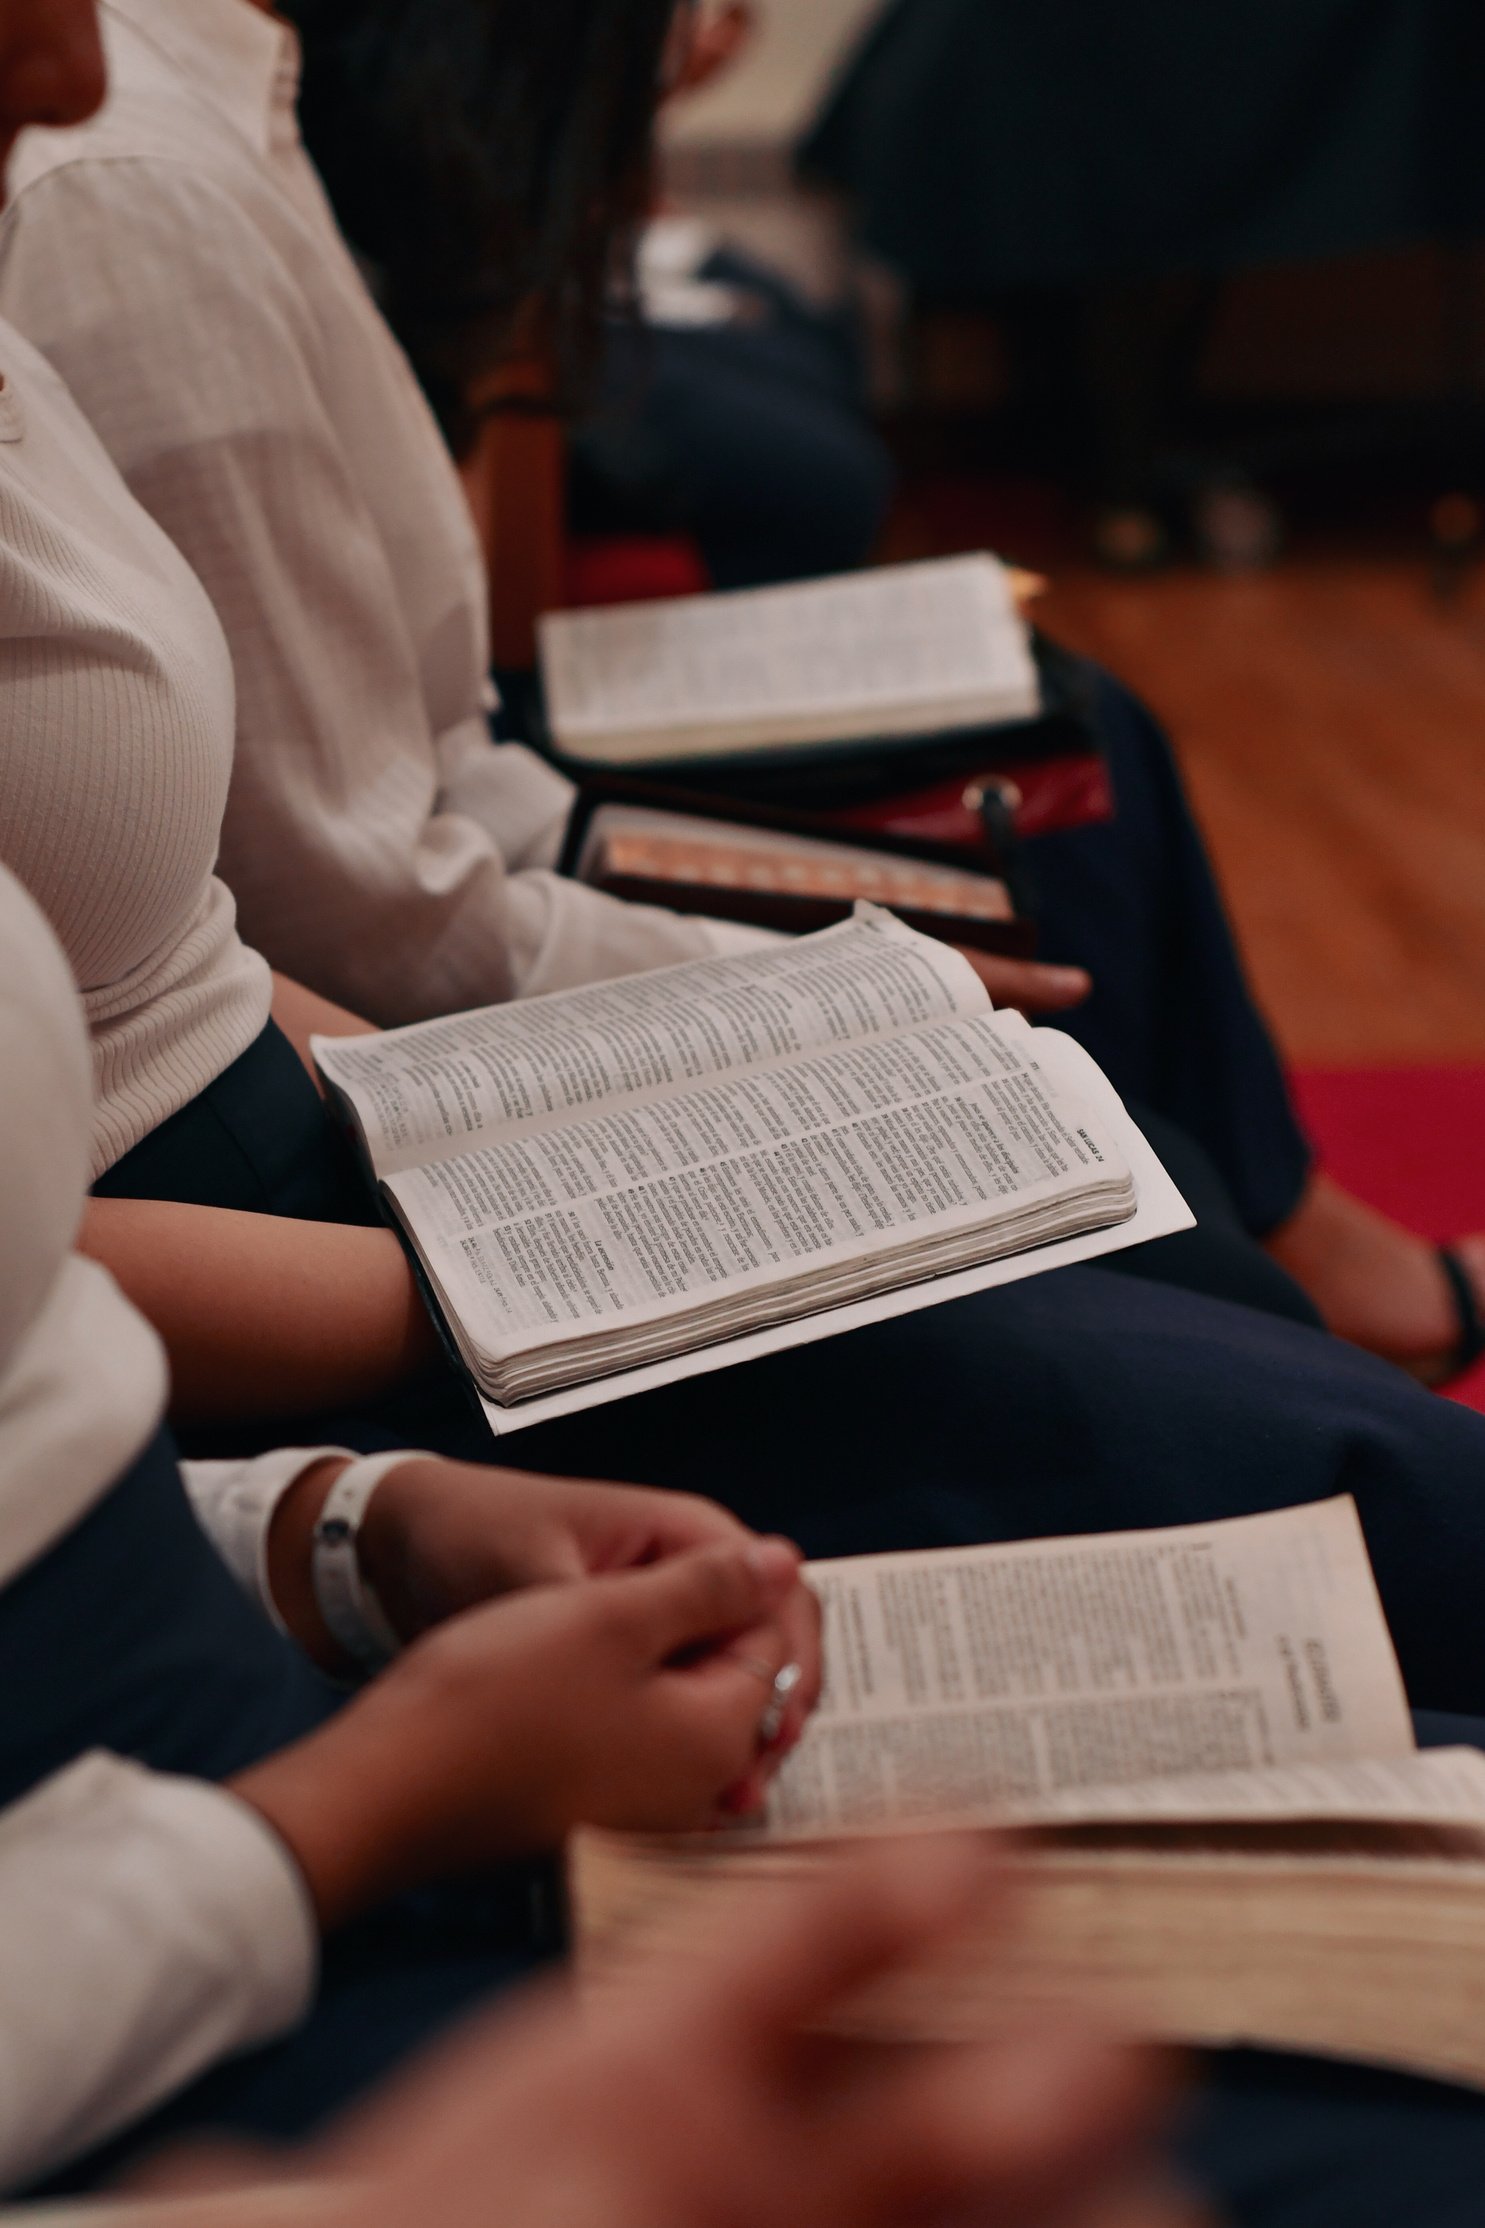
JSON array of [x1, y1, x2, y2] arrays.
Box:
[[269, 1459, 823, 1760], [361, 1461, 822, 1755], [231, 1540, 806, 1925], [408, 1840, 1188, 2228], [952, 946, 1093, 1015], [168, 1840, 1193, 2228]]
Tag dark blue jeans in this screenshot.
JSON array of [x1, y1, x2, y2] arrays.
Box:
[[1028, 660, 1313, 1237]]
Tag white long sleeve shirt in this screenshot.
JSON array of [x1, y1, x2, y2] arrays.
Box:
[[0, 1436, 385, 2192], [0, 313, 271, 1179], [0, 1433, 382, 2193], [0, 0, 766, 1027], [0, 863, 369, 2189], [0, 1755, 317, 2192], [0, 1422, 360, 2192]]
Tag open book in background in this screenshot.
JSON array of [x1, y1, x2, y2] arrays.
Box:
[[537, 554, 1041, 769], [313, 910, 1190, 1436], [573, 1499, 1485, 2092]]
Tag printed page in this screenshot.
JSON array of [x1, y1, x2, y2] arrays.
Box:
[[765, 1499, 1414, 1836], [539, 555, 1040, 764], [473, 1054, 1192, 1434], [313, 910, 986, 1178], [384, 1011, 1132, 1364]]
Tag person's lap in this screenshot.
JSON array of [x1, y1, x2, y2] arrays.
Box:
[[94, 1029, 1485, 1718], [511, 1265, 1485, 1714], [1025, 659, 1314, 1237], [74, 1079, 1485, 2218]]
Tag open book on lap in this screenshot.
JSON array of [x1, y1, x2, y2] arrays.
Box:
[[573, 1500, 1485, 2092], [313, 910, 1190, 1435], [538, 554, 1041, 768]]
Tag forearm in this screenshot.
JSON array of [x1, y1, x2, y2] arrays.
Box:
[[79, 1198, 439, 1423], [230, 1666, 493, 1930]]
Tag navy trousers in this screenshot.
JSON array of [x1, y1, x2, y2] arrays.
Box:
[[1027, 659, 1313, 1237]]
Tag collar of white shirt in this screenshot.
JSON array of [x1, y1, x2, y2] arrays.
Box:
[[102, 0, 298, 158]]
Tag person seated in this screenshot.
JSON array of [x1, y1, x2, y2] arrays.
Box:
[[2, 828, 1481, 2222], [1, 0, 1485, 1750], [2, 0, 1478, 1381], [55, 0, 1469, 1382], [0, 852, 819, 2188], [4, 11, 1485, 2219]]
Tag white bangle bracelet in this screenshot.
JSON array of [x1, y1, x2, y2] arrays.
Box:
[[311, 1452, 422, 1674]]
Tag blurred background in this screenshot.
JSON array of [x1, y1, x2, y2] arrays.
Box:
[[652, 0, 1485, 1094]]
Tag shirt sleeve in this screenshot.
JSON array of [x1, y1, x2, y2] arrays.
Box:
[[0, 161, 776, 1017], [179, 1449, 355, 1630], [0, 1754, 316, 2189]]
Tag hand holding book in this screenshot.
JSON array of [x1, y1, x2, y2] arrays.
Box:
[[952, 941, 1092, 1014]]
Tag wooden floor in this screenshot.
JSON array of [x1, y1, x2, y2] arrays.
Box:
[[1033, 557, 1485, 1065]]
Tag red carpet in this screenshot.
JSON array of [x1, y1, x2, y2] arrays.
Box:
[[1294, 1068, 1485, 1412]]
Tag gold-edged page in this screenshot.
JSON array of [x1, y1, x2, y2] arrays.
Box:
[[570, 1821, 1485, 2090], [539, 554, 1039, 765]]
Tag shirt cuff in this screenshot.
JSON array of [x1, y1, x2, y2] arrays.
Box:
[[181, 1448, 357, 1630], [504, 868, 787, 998], [0, 1754, 317, 2187]]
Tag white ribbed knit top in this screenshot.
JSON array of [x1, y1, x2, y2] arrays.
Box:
[[0, 0, 765, 1028], [0, 321, 270, 1177], [0, 860, 323, 2187]]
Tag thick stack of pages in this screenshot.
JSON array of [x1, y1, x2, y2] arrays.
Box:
[[537, 553, 1041, 768], [573, 1500, 1485, 2092], [315, 911, 1189, 1432]]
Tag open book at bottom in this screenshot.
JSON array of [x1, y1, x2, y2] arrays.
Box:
[[572, 1499, 1485, 2092]]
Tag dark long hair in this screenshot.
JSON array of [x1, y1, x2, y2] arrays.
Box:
[[282, 0, 681, 452]]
